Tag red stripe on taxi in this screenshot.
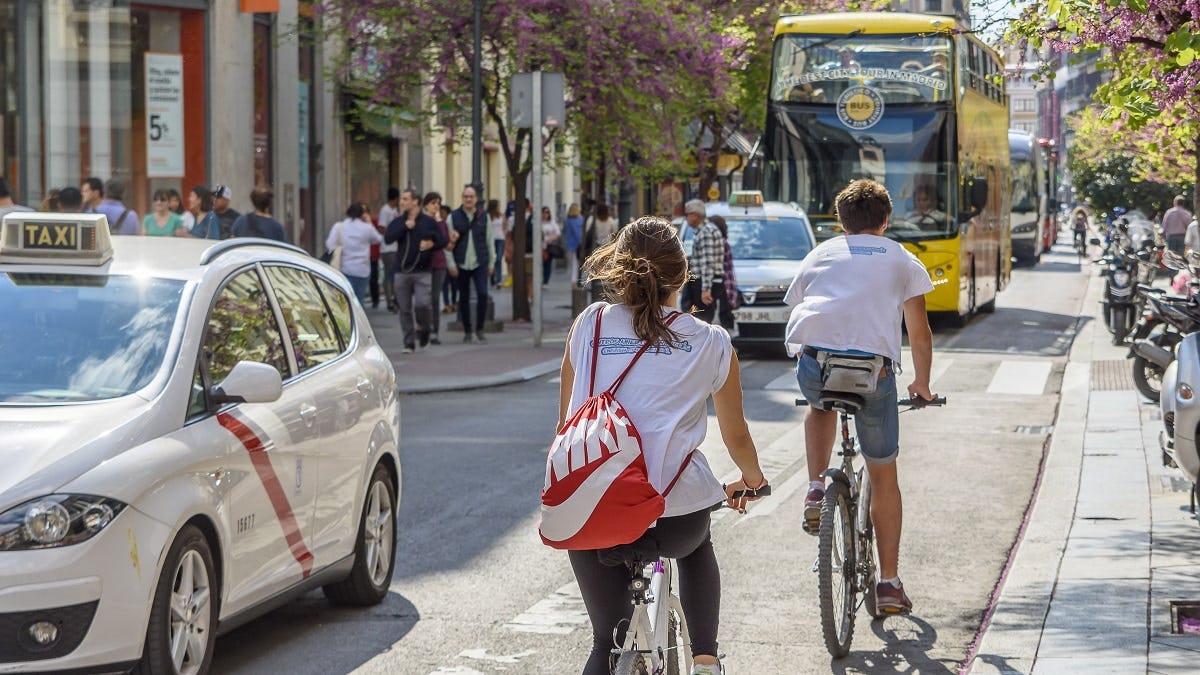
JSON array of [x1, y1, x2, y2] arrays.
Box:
[[218, 411, 314, 579]]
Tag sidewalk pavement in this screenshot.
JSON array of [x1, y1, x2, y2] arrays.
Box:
[[968, 254, 1200, 674], [366, 267, 582, 394]]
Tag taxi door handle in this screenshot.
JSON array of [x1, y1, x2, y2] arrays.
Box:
[[299, 403, 318, 427], [356, 378, 373, 397]]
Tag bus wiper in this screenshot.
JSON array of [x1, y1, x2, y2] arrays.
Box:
[[888, 231, 928, 251], [805, 29, 863, 52]]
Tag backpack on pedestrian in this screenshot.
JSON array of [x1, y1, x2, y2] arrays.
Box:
[[539, 307, 693, 550]]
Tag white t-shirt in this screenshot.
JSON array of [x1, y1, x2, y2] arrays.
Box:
[[491, 215, 506, 241], [378, 203, 400, 253], [567, 303, 731, 517], [326, 217, 383, 278], [783, 234, 933, 363]]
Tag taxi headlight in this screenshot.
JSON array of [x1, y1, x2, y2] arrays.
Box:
[[0, 495, 126, 550]]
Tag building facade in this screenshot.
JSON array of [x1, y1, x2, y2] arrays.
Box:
[[1005, 45, 1039, 135]]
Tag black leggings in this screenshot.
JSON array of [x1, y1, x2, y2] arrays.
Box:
[[568, 509, 720, 675]]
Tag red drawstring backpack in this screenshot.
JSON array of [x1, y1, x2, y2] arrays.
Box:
[[539, 307, 694, 550]]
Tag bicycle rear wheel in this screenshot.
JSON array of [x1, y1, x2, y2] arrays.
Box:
[[818, 480, 856, 657], [612, 651, 649, 675]]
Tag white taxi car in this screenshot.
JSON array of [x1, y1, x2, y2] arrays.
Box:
[[0, 214, 400, 673], [706, 192, 817, 346]]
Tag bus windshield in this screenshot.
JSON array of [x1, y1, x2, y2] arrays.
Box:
[[771, 34, 952, 104], [763, 108, 954, 240]]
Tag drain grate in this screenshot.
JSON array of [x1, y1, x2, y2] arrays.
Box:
[[1170, 601, 1200, 635], [1091, 360, 1137, 391], [1014, 425, 1054, 435]]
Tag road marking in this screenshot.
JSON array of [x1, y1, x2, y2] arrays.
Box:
[[504, 582, 588, 634], [429, 669, 486, 674], [458, 649, 537, 664], [739, 468, 809, 523], [218, 411, 314, 578], [986, 360, 1053, 395], [765, 371, 795, 391], [897, 355, 953, 387]]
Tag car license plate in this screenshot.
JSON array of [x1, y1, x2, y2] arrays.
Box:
[[734, 306, 790, 323], [21, 221, 94, 251]]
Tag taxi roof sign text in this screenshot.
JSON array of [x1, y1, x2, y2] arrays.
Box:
[[730, 191, 764, 208], [0, 213, 114, 266]]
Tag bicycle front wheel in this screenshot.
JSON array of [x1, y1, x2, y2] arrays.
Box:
[[818, 480, 856, 658]]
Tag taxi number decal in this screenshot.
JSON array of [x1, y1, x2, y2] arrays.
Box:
[[23, 222, 90, 250], [218, 412, 315, 578], [236, 513, 256, 534]]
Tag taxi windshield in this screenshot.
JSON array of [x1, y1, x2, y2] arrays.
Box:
[[725, 217, 815, 260], [0, 273, 185, 403]]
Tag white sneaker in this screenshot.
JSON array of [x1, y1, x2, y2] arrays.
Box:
[[691, 664, 722, 675]]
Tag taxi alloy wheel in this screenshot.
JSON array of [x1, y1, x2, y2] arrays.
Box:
[[364, 480, 395, 588], [323, 464, 396, 606], [137, 524, 217, 675]]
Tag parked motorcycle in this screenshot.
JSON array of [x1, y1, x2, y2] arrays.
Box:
[[1128, 286, 1199, 401], [1160, 251, 1200, 510], [1100, 221, 1163, 345]]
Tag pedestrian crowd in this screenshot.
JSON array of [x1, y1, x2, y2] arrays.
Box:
[[13, 176, 289, 245]]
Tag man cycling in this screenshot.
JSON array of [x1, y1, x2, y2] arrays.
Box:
[[783, 179, 935, 614], [1072, 207, 1089, 253]]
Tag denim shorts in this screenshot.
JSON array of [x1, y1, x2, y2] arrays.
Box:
[[796, 353, 900, 464]]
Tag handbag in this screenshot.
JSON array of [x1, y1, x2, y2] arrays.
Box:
[[322, 222, 344, 269], [547, 241, 566, 259]]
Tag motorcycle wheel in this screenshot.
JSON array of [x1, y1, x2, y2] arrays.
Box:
[[1132, 355, 1163, 403]]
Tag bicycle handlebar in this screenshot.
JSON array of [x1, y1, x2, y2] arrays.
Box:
[[898, 395, 947, 407], [728, 484, 772, 500]]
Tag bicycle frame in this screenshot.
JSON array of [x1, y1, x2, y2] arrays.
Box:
[[615, 557, 692, 673], [819, 409, 877, 605]]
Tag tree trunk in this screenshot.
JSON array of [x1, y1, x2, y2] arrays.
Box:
[[696, 118, 727, 202]]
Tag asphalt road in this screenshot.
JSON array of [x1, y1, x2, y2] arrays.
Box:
[[213, 245, 1089, 674]]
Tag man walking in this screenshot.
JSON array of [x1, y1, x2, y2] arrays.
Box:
[[212, 185, 240, 240], [1162, 195, 1193, 254], [386, 188, 445, 353], [451, 184, 494, 344], [96, 179, 138, 235], [231, 187, 288, 242], [681, 199, 723, 323], [378, 188, 401, 312], [80, 177, 104, 213], [0, 177, 33, 220]]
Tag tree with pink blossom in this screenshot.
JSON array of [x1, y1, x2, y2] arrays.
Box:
[[1009, 0, 1200, 212]]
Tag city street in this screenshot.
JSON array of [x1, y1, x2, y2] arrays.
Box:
[[211, 245, 1090, 674]]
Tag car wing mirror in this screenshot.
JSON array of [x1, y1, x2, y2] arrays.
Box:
[[211, 361, 283, 405]]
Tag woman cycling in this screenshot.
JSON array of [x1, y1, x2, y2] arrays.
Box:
[[558, 216, 767, 675]]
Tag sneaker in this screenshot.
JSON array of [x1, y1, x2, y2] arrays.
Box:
[[463, 334, 474, 344], [430, 335, 441, 346], [475, 331, 487, 344], [401, 346, 414, 354], [691, 664, 722, 675], [802, 486, 824, 536], [874, 580, 913, 615], [418, 331, 430, 348]]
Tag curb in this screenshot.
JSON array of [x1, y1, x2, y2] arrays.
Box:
[[396, 357, 562, 395]]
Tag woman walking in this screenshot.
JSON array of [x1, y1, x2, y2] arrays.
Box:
[[563, 203, 584, 286], [558, 216, 767, 675], [326, 202, 383, 304], [142, 189, 188, 237], [488, 199, 506, 288], [540, 206, 561, 287], [188, 186, 220, 239]]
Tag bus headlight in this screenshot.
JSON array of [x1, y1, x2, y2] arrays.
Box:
[[0, 495, 126, 550], [934, 268, 945, 277]]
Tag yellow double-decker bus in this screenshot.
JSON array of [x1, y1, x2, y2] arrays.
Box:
[[764, 12, 1010, 324]]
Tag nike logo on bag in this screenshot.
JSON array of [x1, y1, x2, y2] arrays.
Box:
[[540, 407, 642, 542]]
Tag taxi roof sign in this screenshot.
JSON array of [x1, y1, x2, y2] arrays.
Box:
[[0, 213, 113, 266], [729, 190, 764, 207]]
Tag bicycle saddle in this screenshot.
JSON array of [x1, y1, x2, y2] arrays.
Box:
[[816, 390, 865, 413]]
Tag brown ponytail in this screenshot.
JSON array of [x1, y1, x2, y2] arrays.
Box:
[[583, 216, 689, 346]]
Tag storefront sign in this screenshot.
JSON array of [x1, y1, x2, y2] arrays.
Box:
[[145, 53, 184, 177]]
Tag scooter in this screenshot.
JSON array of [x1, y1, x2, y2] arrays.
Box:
[[1128, 288, 1198, 402], [1160, 252, 1200, 512]]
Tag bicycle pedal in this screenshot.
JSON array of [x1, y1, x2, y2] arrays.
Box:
[[802, 518, 820, 536], [811, 557, 820, 574]]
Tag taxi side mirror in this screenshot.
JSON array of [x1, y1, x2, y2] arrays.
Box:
[[211, 361, 283, 405]]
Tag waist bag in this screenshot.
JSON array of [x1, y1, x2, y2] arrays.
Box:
[[539, 307, 691, 550], [816, 350, 887, 395]]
